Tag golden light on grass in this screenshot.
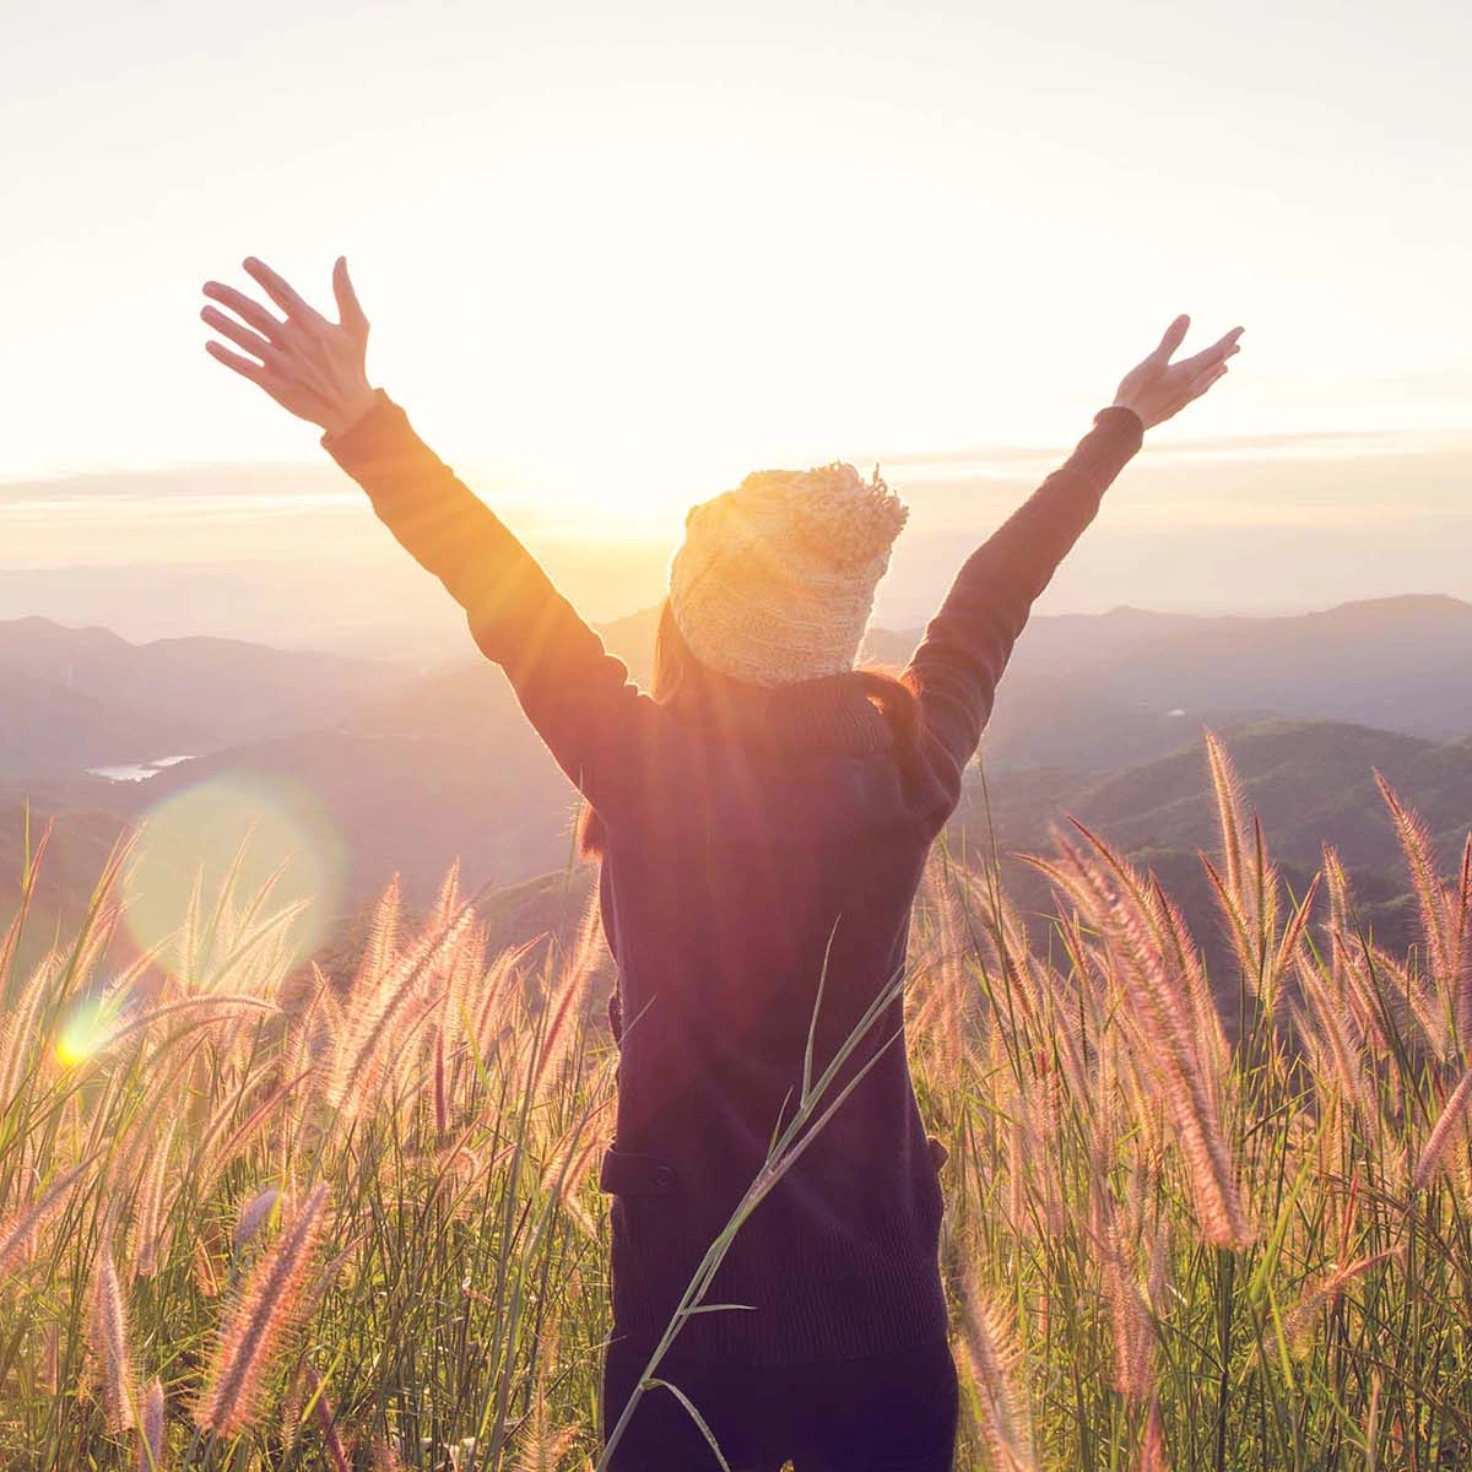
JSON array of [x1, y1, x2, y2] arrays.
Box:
[[122, 772, 345, 981]]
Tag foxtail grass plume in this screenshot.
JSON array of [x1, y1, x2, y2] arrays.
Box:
[[1140, 1396, 1169, 1471], [1102, 1229, 1156, 1403], [196, 1182, 329, 1437], [1413, 1061, 1472, 1189], [0, 1158, 93, 1280], [528, 889, 605, 1107], [0, 952, 61, 1111], [512, 1318, 579, 1472], [0, 816, 51, 987], [327, 906, 477, 1117], [537, 1126, 603, 1239], [132, 1119, 176, 1280], [1377, 777, 1472, 1056], [957, 1274, 1036, 1472], [91, 1243, 136, 1431], [1279, 1248, 1403, 1358], [233, 1187, 282, 1254], [138, 1378, 165, 1471], [512, 1379, 579, 1472], [1377, 774, 1450, 987], [1201, 734, 1283, 1002], [1039, 826, 1254, 1248], [1454, 837, 1472, 1049]]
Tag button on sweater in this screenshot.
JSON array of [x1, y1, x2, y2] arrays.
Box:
[[323, 396, 1144, 1366]]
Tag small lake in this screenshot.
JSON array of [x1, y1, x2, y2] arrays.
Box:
[[86, 755, 198, 784]]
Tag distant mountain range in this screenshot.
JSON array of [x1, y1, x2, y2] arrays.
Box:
[[998, 594, 1472, 743], [0, 616, 404, 774], [5, 590, 1468, 774], [1, 597, 1469, 979]]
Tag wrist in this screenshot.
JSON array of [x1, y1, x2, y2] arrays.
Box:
[[1101, 403, 1142, 429], [321, 385, 381, 440]]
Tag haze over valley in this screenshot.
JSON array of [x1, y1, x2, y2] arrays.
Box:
[[4, 592, 1469, 1003]]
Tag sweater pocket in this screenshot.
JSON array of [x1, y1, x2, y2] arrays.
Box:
[[598, 1145, 679, 1197]]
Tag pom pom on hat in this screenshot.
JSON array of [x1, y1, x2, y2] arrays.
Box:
[[667, 460, 910, 687], [783, 462, 911, 567]]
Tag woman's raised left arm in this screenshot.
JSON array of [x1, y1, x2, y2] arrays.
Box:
[[905, 315, 1243, 795]]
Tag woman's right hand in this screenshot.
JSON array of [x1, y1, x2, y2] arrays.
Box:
[[1112, 315, 1244, 430], [201, 256, 378, 438]]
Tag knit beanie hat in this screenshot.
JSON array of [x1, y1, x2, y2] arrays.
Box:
[[667, 462, 910, 687]]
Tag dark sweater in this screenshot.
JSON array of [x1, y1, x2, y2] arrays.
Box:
[[324, 396, 1144, 1365]]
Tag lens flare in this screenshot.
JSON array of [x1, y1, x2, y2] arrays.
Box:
[[123, 771, 345, 983], [54, 995, 115, 1068]]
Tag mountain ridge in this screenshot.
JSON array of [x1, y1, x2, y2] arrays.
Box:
[[0, 614, 404, 770]]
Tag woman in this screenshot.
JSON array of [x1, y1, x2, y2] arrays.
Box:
[[201, 257, 1241, 1471]]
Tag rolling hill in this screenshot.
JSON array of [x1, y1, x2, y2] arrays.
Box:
[[963, 718, 1472, 872]]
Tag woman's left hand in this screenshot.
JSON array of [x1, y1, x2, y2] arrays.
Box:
[[1112, 316, 1244, 431], [201, 256, 377, 437]]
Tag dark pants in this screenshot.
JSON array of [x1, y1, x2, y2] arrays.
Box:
[[601, 1338, 959, 1472]]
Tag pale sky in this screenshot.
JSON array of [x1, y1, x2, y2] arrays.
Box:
[[2, 0, 1469, 634], [4, 2, 1469, 479]]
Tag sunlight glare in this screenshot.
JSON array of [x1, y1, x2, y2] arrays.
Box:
[[54, 995, 115, 1068], [123, 772, 345, 981]]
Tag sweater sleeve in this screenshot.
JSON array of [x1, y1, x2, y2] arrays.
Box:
[[905, 406, 1144, 798], [322, 390, 658, 813]]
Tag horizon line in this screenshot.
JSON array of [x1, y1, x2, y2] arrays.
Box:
[[4, 422, 1470, 491], [5, 589, 1468, 653]]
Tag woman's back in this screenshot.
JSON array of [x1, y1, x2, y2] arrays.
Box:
[[597, 672, 948, 1361]]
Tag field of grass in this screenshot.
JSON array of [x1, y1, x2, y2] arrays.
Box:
[[2, 733, 1470, 1470]]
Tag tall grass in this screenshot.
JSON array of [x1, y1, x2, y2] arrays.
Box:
[[1, 733, 1469, 1469]]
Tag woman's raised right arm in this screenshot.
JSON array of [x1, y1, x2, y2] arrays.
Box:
[[319, 390, 657, 808], [200, 256, 657, 814]]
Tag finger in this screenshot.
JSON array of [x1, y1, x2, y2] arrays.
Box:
[[205, 339, 268, 384], [1187, 363, 1230, 400], [200, 305, 280, 364], [242, 256, 321, 322], [1176, 341, 1240, 377], [1178, 327, 1245, 376], [1149, 314, 1191, 364], [1203, 327, 1244, 361], [332, 256, 369, 336], [202, 281, 289, 342]]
